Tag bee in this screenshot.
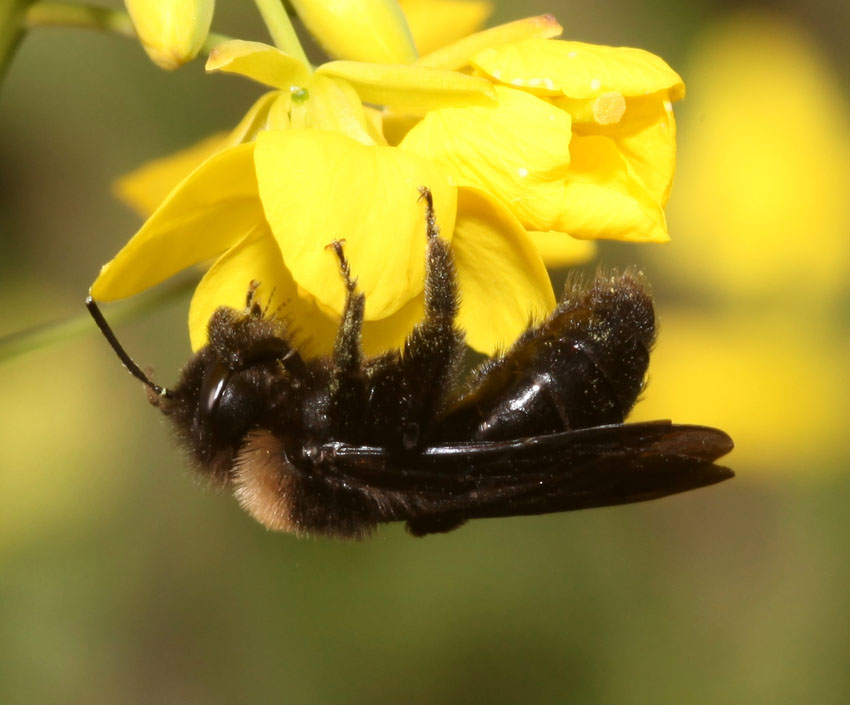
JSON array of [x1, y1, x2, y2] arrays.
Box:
[[87, 188, 733, 538]]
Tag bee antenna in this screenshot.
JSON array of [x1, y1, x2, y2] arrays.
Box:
[[85, 295, 172, 399]]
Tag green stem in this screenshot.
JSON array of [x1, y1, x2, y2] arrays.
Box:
[[23, 1, 230, 51], [25, 1, 135, 38], [253, 0, 310, 67], [0, 276, 197, 365], [0, 0, 34, 84]]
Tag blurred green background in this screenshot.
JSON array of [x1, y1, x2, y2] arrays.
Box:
[[2, 0, 850, 702]]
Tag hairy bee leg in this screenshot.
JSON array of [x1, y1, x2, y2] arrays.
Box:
[[418, 187, 460, 328], [398, 188, 465, 442], [245, 280, 263, 316], [327, 240, 364, 371], [326, 240, 369, 440]]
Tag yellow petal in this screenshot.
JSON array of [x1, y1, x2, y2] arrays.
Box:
[[573, 92, 677, 206], [362, 292, 426, 355], [189, 224, 391, 357], [452, 186, 555, 353], [488, 135, 669, 240], [380, 110, 424, 146], [189, 224, 301, 350], [552, 135, 669, 242], [527, 230, 597, 267], [221, 90, 290, 142], [417, 14, 562, 70], [124, 0, 214, 70], [297, 283, 434, 357], [113, 133, 226, 218], [402, 86, 666, 241], [91, 144, 262, 301], [289, 0, 417, 63], [473, 38, 684, 100], [317, 61, 496, 109], [266, 92, 293, 131], [401, 0, 493, 57], [401, 85, 572, 218], [113, 92, 285, 218], [206, 40, 311, 89], [254, 130, 457, 320], [362, 106, 390, 145], [114, 92, 289, 218], [290, 75, 375, 145]]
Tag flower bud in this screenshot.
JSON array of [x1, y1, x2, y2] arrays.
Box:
[[124, 0, 214, 70]]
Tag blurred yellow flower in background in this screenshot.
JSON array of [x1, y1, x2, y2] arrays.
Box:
[[399, 0, 492, 55], [632, 11, 850, 473], [288, 0, 418, 63]]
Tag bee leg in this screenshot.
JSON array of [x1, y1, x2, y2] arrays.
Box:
[[352, 188, 464, 450], [245, 280, 263, 316], [399, 188, 464, 440], [417, 187, 460, 328], [326, 240, 368, 440]]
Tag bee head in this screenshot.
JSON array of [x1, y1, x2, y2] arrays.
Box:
[[156, 306, 304, 483], [87, 296, 302, 485]]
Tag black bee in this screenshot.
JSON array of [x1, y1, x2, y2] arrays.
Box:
[[87, 189, 734, 539]]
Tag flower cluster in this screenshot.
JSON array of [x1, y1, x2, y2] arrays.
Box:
[[91, 0, 683, 356]]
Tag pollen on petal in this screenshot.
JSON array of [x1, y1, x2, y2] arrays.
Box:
[[592, 92, 626, 125]]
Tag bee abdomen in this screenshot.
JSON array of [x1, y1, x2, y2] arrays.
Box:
[[435, 270, 655, 443]]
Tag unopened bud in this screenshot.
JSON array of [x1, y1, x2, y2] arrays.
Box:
[[124, 0, 214, 70]]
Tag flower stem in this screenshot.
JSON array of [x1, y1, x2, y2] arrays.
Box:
[[0, 0, 33, 84], [25, 1, 135, 38], [0, 276, 197, 365], [253, 0, 310, 67]]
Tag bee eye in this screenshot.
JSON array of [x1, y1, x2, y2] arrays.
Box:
[[200, 361, 233, 418]]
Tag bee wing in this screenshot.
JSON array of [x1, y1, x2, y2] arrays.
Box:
[[322, 421, 734, 535]]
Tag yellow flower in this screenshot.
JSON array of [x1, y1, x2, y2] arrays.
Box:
[[95, 130, 553, 356], [93, 28, 555, 356], [93, 9, 682, 358], [402, 37, 684, 249], [658, 15, 850, 306], [124, 0, 214, 70]]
